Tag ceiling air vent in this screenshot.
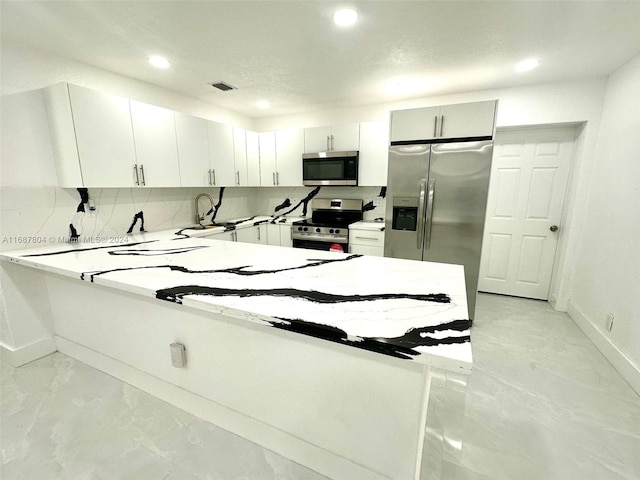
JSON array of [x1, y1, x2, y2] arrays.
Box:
[[211, 81, 236, 92]]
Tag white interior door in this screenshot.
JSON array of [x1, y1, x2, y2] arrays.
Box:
[[478, 126, 575, 300]]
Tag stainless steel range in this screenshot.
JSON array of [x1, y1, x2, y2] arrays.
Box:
[[292, 198, 363, 252]]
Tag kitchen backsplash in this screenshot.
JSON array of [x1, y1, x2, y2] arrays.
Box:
[[0, 185, 385, 252]]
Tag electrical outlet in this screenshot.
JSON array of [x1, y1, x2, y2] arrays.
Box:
[[373, 196, 383, 207], [605, 313, 614, 332], [87, 199, 96, 217]]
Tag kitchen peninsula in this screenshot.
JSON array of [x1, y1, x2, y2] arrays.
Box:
[[1, 231, 472, 480]]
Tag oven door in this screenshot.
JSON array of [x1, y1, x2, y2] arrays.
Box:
[[292, 238, 348, 253]]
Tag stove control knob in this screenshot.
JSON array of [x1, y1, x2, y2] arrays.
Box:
[[329, 229, 334, 234], [303, 227, 308, 232], [316, 228, 321, 233], [335, 229, 340, 234], [297, 226, 303, 231]]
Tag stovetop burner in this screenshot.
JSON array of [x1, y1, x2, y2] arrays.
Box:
[[291, 198, 363, 243]]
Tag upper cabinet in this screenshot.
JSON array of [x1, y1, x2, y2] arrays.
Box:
[[304, 123, 360, 153], [233, 128, 248, 186], [275, 129, 304, 186], [61, 84, 138, 187], [207, 121, 236, 186], [130, 100, 181, 187], [358, 121, 389, 186], [258, 132, 278, 186], [174, 112, 212, 187], [246, 130, 261, 186], [390, 100, 497, 142]]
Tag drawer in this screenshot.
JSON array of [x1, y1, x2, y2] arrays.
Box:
[[348, 229, 384, 247], [349, 244, 384, 257]]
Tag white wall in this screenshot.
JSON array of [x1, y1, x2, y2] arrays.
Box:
[[567, 55, 640, 392]]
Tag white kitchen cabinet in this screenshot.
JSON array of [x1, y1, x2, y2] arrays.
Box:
[[266, 223, 292, 247], [130, 100, 181, 187], [358, 120, 389, 186], [208, 121, 236, 186], [66, 84, 138, 187], [259, 132, 278, 186], [304, 123, 360, 153], [235, 225, 267, 244], [233, 128, 249, 186], [275, 129, 304, 186], [175, 112, 211, 187], [279, 224, 293, 247], [246, 131, 261, 186], [349, 225, 385, 257], [390, 100, 497, 142]]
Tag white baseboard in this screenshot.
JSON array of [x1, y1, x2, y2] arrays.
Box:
[[567, 301, 640, 397], [0, 337, 57, 367], [54, 335, 386, 480]]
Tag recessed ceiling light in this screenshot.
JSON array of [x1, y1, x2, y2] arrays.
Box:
[[256, 100, 270, 109], [516, 58, 539, 72], [148, 55, 170, 69], [333, 8, 358, 27]]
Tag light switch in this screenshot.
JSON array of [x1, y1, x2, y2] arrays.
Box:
[[170, 343, 187, 368]]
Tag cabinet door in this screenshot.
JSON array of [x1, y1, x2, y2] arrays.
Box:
[[279, 225, 293, 247], [208, 121, 236, 186], [175, 112, 211, 187], [233, 128, 248, 186], [235, 226, 257, 244], [275, 129, 304, 186], [349, 244, 384, 257], [246, 131, 261, 186], [330, 123, 360, 151], [266, 223, 281, 246], [304, 126, 331, 153], [438, 100, 497, 139], [358, 121, 389, 186], [130, 100, 181, 187], [389, 106, 440, 143], [205, 230, 234, 241], [67, 84, 137, 187], [255, 224, 268, 245], [259, 132, 277, 186]]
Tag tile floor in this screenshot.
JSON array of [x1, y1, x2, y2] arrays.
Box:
[[1, 293, 639, 480]]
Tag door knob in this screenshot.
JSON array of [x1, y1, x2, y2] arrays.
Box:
[[550, 225, 559, 232]]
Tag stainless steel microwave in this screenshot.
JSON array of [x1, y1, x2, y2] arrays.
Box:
[[302, 151, 359, 186]]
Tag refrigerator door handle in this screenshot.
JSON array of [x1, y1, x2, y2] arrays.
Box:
[[425, 178, 436, 249], [417, 178, 427, 249]]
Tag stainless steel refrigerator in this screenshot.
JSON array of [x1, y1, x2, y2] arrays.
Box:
[[384, 140, 493, 319]]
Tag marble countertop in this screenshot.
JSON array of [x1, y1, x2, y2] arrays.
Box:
[[176, 215, 306, 238], [1, 231, 472, 372], [348, 221, 386, 232]]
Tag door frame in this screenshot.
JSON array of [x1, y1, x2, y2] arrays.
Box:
[[483, 122, 585, 310]]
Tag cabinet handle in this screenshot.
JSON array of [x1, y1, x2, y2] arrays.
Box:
[[276, 172, 280, 185], [272, 172, 276, 186], [355, 236, 379, 241], [134, 164, 140, 186], [257, 227, 261, 241], [207, 169, 212, 185], [330, 134, 335, 151], [439, 115, 444, 137], [433, 116, 438, 137], [326, 135, 330, 151], [236, 171, 240, 185], [140, 165, 146, 186], [212, 169, 216, 186]]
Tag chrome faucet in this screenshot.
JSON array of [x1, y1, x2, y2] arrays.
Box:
[[195, 193, 215, 225]]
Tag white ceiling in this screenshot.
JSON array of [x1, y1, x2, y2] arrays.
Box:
[[2, 1, 640, 118]]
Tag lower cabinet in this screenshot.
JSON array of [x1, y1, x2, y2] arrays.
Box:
[[204, 225, 268, 244], [267, 224, 292, 247], [348, 227, 385, 257]]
